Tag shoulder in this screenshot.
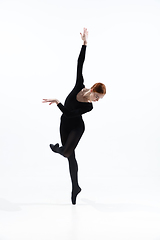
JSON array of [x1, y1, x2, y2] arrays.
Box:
[[86, 102, 93, 111]]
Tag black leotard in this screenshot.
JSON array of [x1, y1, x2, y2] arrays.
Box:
[[52, 45, 93, 204]]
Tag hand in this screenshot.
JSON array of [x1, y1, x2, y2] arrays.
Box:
[[80, 28, 88, 44], [42, 99, 60, 105]]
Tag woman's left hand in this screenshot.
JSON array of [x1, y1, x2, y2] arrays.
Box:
[[42, 99, 60, 105], [80, 28, 88, 44]]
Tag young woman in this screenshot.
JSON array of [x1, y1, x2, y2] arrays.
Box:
[[42, 28, 106, 205]]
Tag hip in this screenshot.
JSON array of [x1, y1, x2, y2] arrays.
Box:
[[60, 114, 85, 129]]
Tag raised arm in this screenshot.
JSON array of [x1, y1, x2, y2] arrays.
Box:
[[75, 28, 88, 87]]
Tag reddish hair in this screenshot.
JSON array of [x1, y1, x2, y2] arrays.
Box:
[[91, 83, 106, 95]]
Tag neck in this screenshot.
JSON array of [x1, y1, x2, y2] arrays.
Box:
[[83, 89, 91, 102]]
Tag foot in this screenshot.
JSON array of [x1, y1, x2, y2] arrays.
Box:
[[49, 143, 59, 153], [71, 186, 81, 205]]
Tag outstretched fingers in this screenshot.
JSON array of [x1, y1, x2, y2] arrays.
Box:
[[42, 99, 48, 103], [80, 27, 88, 42], [84, 28, 88, 36], [42, 99, 52, 104]]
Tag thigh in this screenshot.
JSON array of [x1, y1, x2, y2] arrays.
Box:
[[66, 127, 84, 149], [63, 123, 85, 157], [60, 116, 85, 149], [60, 121, 69, 146]]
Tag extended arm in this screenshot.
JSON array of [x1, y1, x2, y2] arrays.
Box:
[[42, 99, 93, 117], [76, 45, 86, 83], [76, 28, 88, 87]]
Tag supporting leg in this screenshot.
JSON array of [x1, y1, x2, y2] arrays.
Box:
[[49, 145, 81, 204], [68, 151, 81, 205]]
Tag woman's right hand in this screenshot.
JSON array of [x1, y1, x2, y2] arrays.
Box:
[[42, 99, 60, 105]]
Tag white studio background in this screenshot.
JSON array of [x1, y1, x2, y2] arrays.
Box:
[[0, 0, 160, 208]]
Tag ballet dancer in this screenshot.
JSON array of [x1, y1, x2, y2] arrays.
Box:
[[42, 28, 106, 204]]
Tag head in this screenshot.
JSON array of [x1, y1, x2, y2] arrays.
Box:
[[89, 83, 106, 102]]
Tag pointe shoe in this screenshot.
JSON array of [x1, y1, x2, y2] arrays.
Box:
[[72, 186, 81, 205]]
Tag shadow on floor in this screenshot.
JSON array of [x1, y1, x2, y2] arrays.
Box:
[[0, 198, 72, 211], [1, 197, 160, 215], [81, 198, 160, 214]]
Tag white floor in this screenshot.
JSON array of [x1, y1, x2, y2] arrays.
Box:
[[0, 176, 160, 240]]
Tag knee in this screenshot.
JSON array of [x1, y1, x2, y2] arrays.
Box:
[[63, 149, 72, 158], [62, 150, 70, 158]]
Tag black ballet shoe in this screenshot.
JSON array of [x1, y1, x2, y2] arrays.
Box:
[[50, 144, 65, 157], [71, 186, 81, 205], [49, 143, 59, 153]]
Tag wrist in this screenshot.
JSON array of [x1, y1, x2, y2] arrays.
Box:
[[56, 100, 60, 105]]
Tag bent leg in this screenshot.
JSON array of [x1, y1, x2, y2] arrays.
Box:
[[62, 127, 84, 158], [50, 127, 84, 158]]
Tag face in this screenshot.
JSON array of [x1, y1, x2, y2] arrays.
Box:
[[89, 90, 104, 102]]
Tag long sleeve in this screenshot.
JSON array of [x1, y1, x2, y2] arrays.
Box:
[[75, 45, 87, 87], [57, 102, 93, 118]]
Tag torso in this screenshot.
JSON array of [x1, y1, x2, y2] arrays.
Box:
[[63, 85, 92, 122]]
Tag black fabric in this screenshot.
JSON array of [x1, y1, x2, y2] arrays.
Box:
[[57, 45, 93, 118], [56, 45, 93, 204]]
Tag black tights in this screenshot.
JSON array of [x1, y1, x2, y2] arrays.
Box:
[[50, 121, 85, 204], [60, 127, 84, 158]]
